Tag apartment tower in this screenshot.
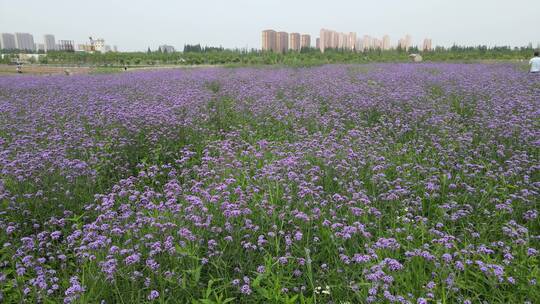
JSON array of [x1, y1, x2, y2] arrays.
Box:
[[289, 33, 301, 51], [422, 38, 432, 51], [0, 33, 16, 49], [300, 34, 311, 49], [44, 34, 56, 52], [276, 31, 288, 53], [14, 32, 35, 51], [382, 35, 391, 50], [262, 30, 277, 52]]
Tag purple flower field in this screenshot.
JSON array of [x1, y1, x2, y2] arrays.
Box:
[[0, 63, 539, 303]]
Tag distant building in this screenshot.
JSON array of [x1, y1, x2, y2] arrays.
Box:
[[382, 35, 391, 50], [320, 29, 356, 52], [398, 34, 412, 51], [405, 35, 412, 48], [92, 38, 108, 53], [422, 38, 432, 51], [159, 44, 175, 53], [57, 40, 74, 52], [113, 45, 118, 52], [15, 33, 35, 51], [373, 38, 383, 49], [289, 33, 301, 51], [0, 33, 16, 50], [276, 31, 288, 53], [319, 29, 334, 52], [44, 34, 56, 52], [362, 35, 372, 51], [348, 32, 357, 51], [301, 34, 311, 49], [36, 43, 45, 52], [76, 44, 93, 52], [262, 29, 277, 52], [316, 38, 320, 49]]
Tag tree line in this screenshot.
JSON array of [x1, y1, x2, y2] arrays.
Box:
[[1, 45, 537, 66]]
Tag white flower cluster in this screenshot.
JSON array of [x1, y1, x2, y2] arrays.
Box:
[[314, 285, 331, 295]]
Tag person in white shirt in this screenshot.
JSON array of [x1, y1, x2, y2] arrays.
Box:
[[530, 51, 540, 73]]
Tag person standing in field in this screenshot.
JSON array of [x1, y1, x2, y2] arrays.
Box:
[[530, 51, 540, 73]]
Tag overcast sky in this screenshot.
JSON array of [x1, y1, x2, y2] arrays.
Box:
[[1, 0, 539, 51]]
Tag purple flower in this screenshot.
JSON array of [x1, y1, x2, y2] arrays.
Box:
[[147, 290, 159, 300], [240, 284, 252, 295]]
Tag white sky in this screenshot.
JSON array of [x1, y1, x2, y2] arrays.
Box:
[[1, 0, 539, 51]]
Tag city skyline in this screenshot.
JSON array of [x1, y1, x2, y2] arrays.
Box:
[[0, 32, 119, 53], [1, 0, 539, 51]]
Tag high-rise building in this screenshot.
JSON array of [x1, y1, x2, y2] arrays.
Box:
[[348, 32, 357, 51], [398, 35, 412, 51], [15, 33, 35, 51], [43, 34, 56, 52], [301, 34, 311, 49], [382, 35, 391, 50], [262, 29, 277, 52], [276, 31, 288, 53], [36, 43, 45, 52], [57, 40, 74, 52], [405, 34, 412, 51], [422, 38, 432, 51], [362, 35, 372, 51], [316, 38, 320, 49], [332, 31, 339, 49], [320, 28, 338, 52], [337, 32, 345, 49], [0, 33, 16, 50], [289, 33, 301, 51], [319, 29, 331, 52], [355, 38, 362, 52], [373, 38, 383, 49]]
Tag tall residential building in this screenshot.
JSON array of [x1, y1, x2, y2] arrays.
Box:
[[44, 34, 56, 52], [332, 31, 339, 49], [57, 40, 74, 52], [289, 33, 301, 51], [36, 43, 45, 52], [15, 33, 35, 51], [362, 35, 372, 51], [337, 32, 346, 49], [422, 38, 432, 51], [319, 29, 331, 52], [382, 35, 391, 50], [262, 29, 277, 52], [0, 33, 16, 49], [320, 28, 339, 52], [320, 29, 357, 52], [355, 38, 362, 52], [316, 38, 320, 49], [398, 34, 412, 51], [373, 38, 383, 49], [404, 34, 412, 51], [300, 34, 311, 49], [348, 32, 357, 51], [276, 31, 288, 53]]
